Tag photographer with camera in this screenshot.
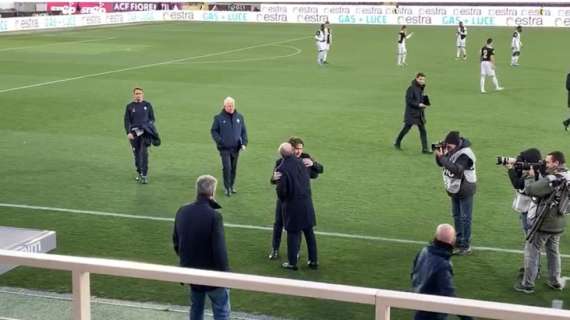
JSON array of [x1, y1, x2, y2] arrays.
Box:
[[515, 151, 570, 293], [498, 148, 543, 235], [434, 131, 476, 256]]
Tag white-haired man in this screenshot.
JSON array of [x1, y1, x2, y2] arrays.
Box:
[[211, 97, 248, 197]]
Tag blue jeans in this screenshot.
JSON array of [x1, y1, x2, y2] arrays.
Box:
[[451, 195, 473, 249], [190, 287, 230, 320]]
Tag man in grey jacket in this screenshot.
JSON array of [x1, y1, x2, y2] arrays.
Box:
[[435, 131, 476, 256], [515, 151, 569, 293]]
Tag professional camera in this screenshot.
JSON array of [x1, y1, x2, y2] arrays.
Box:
[[496, 156, 545, 171], [496, 156, 517, 166], [431, 141, 445, 151]]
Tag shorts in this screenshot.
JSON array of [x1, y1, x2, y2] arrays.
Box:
[[398, 43, 407, 55], [456, 39, 466, 48], [480, 61, 496, 76]]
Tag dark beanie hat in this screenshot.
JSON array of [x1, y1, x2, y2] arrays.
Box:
[[444, 131, 461, 145]]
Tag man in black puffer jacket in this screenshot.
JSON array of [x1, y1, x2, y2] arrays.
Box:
[[210, 96, 248, 197]]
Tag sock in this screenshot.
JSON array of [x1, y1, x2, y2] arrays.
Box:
[[480, 76, 486, 92], [456, 48, 461, 58], [462, 48, 467, 58], [511, 56, 516, 65], [402, 54, 407, 64], [397, 54, 401, 65], [492, 76, 500, 89], [323, 51, 328, 62]]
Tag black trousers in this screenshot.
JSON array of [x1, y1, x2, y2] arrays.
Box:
[[287, 227, 317, 266], [130, 136, 148, 176], [395, 122, 428, 151], [219, 149, 239, 190], [271, 200, 284, 250]]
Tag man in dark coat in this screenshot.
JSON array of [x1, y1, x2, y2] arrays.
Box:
[[173, 175, 230, 320], [562, 73, 570, 130], [210, 96, 248, 197], [394, 73, 431, 154], [275, 143, 318, 270], [411, 224, 473, 320], [269, 136, 324, 260]]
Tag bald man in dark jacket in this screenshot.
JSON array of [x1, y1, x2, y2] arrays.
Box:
[[275, 143, 318, 270]]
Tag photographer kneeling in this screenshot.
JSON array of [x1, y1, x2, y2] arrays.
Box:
[[515, 151, 569, 293], [434, 131, 476, 256]]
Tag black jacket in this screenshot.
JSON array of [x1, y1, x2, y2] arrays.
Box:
[[173, 196, 229, 291], [124, 100, 155, 134], [411, 240, 473, 320], [566, 73, 570, 107], [210, 109, 248, 150], [271, 152, 324, 184], [404, 79, 427, 125], [436, 138, 476, 198], [276, 155, 316, 232]]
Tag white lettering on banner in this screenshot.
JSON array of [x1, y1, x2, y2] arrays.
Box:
[[256, 13, 288, 23], [1, 6, 570, 33]]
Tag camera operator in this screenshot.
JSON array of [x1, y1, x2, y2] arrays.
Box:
[[434, 131, 476, 256], [515, 151, 570, 293], [502, 148, 543, 235]]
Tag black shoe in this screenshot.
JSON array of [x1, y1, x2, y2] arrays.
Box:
[[546, 281, 564, 291], [231, 187, 237, 194], [268, 250, 279, 260], [224, 189, 231, 197], [281, 262, 298, 270], [452, 247, 472, 256], [394, 143, 402, 150], [308, 261, 319, 270], [563, 119, 570, 131], [514, 282, 534, 294]]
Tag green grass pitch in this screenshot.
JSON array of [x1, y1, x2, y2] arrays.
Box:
[[0, 22, 569, 319]]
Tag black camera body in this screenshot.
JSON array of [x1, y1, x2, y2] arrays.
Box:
[[431, 141, 445, 151]]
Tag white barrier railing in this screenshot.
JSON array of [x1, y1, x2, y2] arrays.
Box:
[[0, 249, 569, 320]]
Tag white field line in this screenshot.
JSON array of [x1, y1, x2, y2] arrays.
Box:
[[171, 44, 302, 65], [0, 36, 118, 52], [0, 288, 280, 320], [1, 202, 568, 258], [0, 36, 310, 94], [0, 317, 21, 320]]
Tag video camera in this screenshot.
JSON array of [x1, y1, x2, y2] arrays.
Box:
[[496, 156, 545, 171]]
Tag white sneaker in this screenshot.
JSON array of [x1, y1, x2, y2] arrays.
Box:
[[481, 90, 486, 94], [496, 87, 504, 91]]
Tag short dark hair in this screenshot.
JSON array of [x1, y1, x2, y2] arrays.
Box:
[[416, 72, 426, 78], [548, 151, 566, 164], [288, 136, 304, 147], [133, 87, 143, 93], [486, 38, 493, 45]]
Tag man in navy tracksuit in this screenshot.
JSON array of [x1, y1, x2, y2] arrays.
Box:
[[210, 97, 248, 197], [123, 87, 159, 184]]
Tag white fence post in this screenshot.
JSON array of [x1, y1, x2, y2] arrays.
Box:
[[72, 270, 91, 320], [375, 293, 390, 320]]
